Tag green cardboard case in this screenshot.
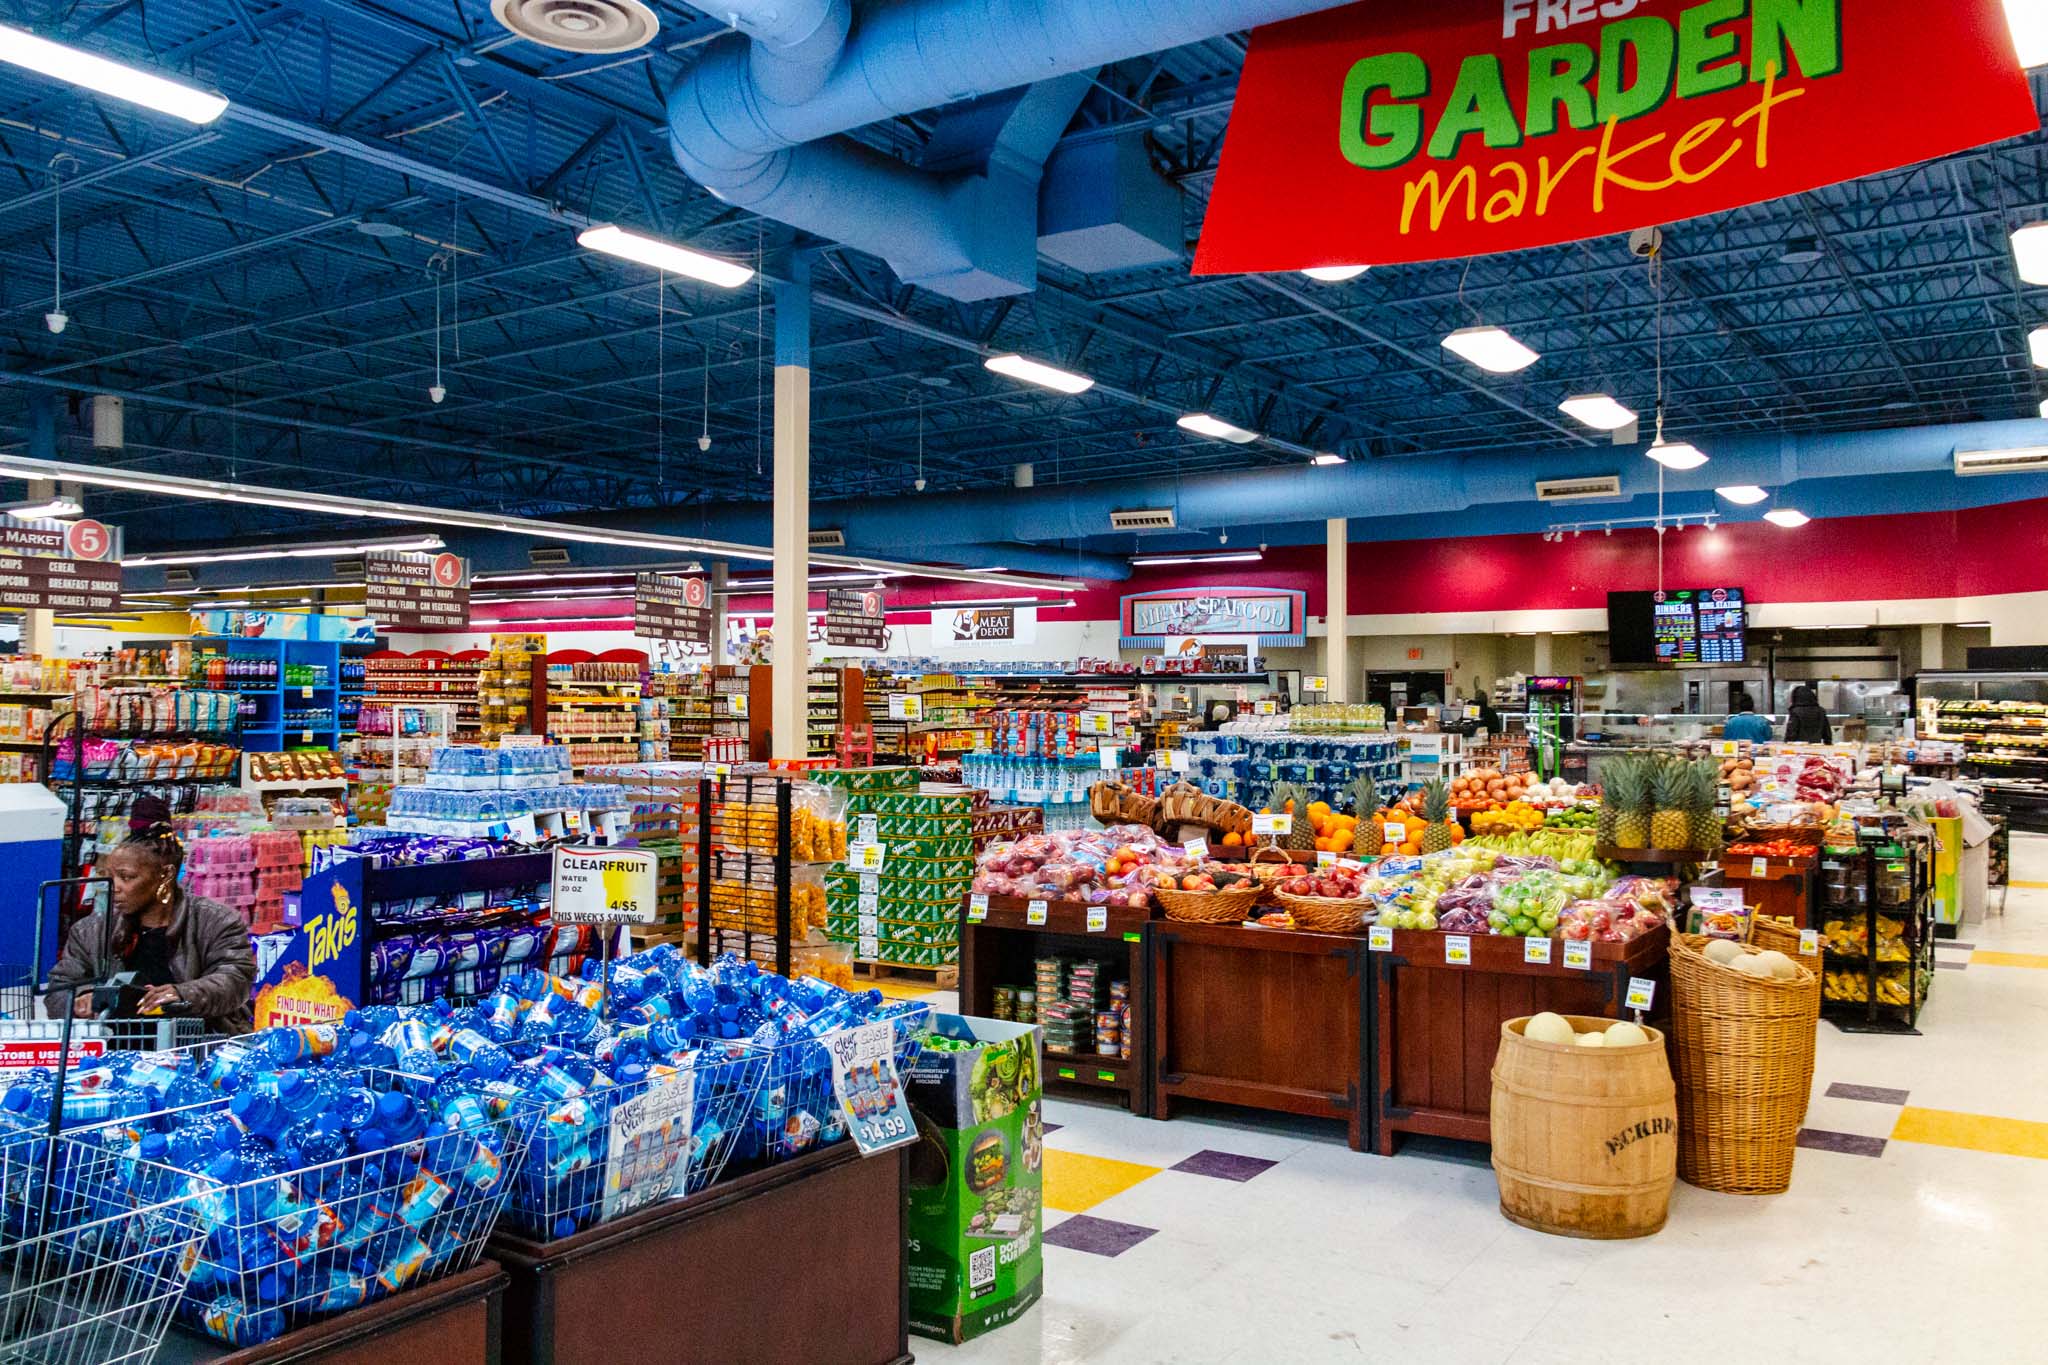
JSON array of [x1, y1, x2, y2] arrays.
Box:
[[903, 1014, 1045, 1344]]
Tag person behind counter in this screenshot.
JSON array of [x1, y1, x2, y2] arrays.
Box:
[[45, 798, 256, 1033], [1782, 684, 1834, 745], [1722, 694, 1773, 743]]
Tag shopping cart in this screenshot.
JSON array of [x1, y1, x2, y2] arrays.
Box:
[[501, 1039, 769, 1241], [0, 1132, 219, 1364]]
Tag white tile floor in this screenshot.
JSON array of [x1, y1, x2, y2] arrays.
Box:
[[915, 836, 2048, 1365]]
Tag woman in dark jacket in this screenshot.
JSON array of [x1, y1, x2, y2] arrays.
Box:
[[1782, 685, 1834, 745], [46, 804, 256, 1034]]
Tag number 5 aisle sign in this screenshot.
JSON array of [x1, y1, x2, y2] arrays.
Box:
[[1194, 0, 2033, 273], [827, 1019, 918, 1155]]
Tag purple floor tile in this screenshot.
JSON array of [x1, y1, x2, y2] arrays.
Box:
[[1826, 1082, 1911, 1105], [1171, 1149, 1278, 1182], [1797, 1128, 1888, 1158], [1041, 1122, 1062, 1135], [1935, 958, 1969, 971], [1938, 940, 1976, 951], [1043, 1214, 1157, 1258]]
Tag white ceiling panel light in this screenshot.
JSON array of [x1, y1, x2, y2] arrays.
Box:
[[1310, 453, 1347, 466], [1715, 484, 1770, 505], [1176, 413, 1260, 444], [1301, 265, 1370, 282], [1763, 508, 1811, 527], [0, 24, 228, 123], [1128, 549, 1265, 566], [2030, 325, 2048, 367], [1557, 394, 1637, 431], [125, 534, 445, 567], [983, 354, 1095, 394], [2012, 221, 2048, 283], [576, 225, 754, 288], [1646, 440, 1710, 471], [2006, 0, 2048, 66], [1442, 326, 1539, 374], [2, 496, 83, 520]]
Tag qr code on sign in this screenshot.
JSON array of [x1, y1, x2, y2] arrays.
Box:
[[968, 1245, 997, 1297]]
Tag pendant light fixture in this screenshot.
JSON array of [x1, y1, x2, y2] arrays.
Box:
[[427, 253, 449, 404], [1641, 228, 1707, 470], [45, 154, 75, 334]]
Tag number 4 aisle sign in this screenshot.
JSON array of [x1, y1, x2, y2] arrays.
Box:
[[827, 1019, 917, 1155]]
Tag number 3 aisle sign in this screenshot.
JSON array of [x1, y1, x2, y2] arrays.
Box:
[[826, 1019, 917, 1155]]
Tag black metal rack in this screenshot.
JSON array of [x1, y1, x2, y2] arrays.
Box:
[[1819, 823, 1935, 1034], [693, 773, 795, 976]]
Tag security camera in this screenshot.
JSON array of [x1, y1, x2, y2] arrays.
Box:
[[913, 477, 927, 492], [697, 434, 712, 453], [1628, 226, 1663, 259], [44, 311, 67, 335], [428, 385, 446, 404], [1218, 531, 1229, 545]]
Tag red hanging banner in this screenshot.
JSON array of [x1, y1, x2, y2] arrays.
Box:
[[1193, 0, 2037, 274]]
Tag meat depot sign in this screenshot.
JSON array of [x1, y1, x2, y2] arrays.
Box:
[[1195, 0, 2035, 272]]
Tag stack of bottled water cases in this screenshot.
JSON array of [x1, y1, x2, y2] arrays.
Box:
[[384, 746, 626, 835], [1178, 732, 1404, 812], [959, 753, 1097, 833]]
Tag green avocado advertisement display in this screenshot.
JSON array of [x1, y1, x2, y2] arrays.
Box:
[[903, 1015, 1045, 1344]]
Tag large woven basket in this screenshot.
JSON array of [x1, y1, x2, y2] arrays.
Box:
[[1747, 914, 1803, 957], [1158, 884, 1262, 924], [1667, 932, 1822, 1195], [1271, 889, 1367, 934]]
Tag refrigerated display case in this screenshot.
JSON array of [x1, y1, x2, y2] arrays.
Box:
[[1915, 670, 2048, 830], [1524, 676, 1580, 780]]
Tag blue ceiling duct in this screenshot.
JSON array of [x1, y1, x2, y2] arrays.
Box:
[[666, 0, 1348, 299]]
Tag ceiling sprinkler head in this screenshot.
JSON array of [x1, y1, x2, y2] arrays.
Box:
[[44, 311, 67, 335], [428, 384, 447, 404], [697, 434, 712, 453], [913, 477, 927, 493]]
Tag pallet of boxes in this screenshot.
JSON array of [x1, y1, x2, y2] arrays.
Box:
[[820, 767, 977, 985]]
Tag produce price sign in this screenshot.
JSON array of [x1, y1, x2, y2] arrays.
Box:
[[1194, 0, 2035, 273], [825, 1019, 917, 1156], [366, 551, 469, 631], [825, 587, 887, 648], [634, 573, 715, 647], [0, 517, 121, 614], [550, 846, 658, 924]]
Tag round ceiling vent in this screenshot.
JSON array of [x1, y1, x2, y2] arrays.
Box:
[[490, 0, 658, 54]]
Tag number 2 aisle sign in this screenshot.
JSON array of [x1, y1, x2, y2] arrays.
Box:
[[827, 1019, 917, 1155]]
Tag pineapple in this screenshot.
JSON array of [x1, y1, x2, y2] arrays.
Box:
[[1349, 775, 1378, 857], [1594, 754, 1630, 846], [1649, 757, 1691, 851], [1610, 757, 1651, 850], [1268, 781, 1315, 851], [1685, 758, 1724, 852], [1420, 778, 1456, 853]]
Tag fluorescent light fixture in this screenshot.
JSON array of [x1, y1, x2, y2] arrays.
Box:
[[476, 614, 634, 626], [1763, 508, 1811, 527], [3, 496, 83, 520], [1646, 440, 1709, 471], [471, 587, 632, 604], [2013, 222, 2048, 284], [125, 534, 444, 568], [2040, 398, 2048, 419], [1442, 326, 1539, 374], [1176, 413, 1259, 444], [0, 24, 228, 123], [1310, 453, 1347, 467], [2007, 0, 2048, 66], [1558, 394, 1637, 431], [1128, 550, 1266, 567], [984, 354, 1094, 394], [577, 225, 753, 288], [1301, 265, 1369, 282], [2030, 326, 2048, 367], [923, 597, 1073, 610], [472, 568, 641, 585], [1715, 484, 1769, 505]]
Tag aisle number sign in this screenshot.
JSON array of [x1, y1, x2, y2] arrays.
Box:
[[551, 847, 658, 924]]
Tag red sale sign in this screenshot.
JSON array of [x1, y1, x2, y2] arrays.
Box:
[[1194, 0, 2036, 273]]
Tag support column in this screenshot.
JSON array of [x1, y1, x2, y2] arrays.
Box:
[[21, 395, 59, 656], [1532, 632, 1555, 676], [1324, 517, 1349, 702], [1920, 622, 1945, 671], [710, 560, 730, 664], [770, 257, 812, 761]]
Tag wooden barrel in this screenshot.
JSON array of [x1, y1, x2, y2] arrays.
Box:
[[1489, 1015, 1676, 1239]]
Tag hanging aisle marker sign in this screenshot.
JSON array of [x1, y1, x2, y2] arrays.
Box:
[[0, 516, 122, 614], [365, 550, 469, 631], [634, 573, 714, 647], [825, 587, 887, 649], [1193, 0, 2036, 273]]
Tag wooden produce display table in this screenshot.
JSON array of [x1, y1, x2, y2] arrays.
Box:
[[159, 1263, 506, 1365], [1372, 925, 1670, 1155], [1711, 856, 1817, 927], [1149, 920, 1368, 1150], [959, 895, 1152, 1114], [490, 1144, 909, 1365]]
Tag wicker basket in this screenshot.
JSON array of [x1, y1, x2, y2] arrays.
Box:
[[1747, 915, 1803, 956], [1271, 889, 1367, 934], [1158, 782, 1253, 837], [1158, 884, 1263, 924], [1667, 932, 1822, 1195], [1089, 781, 1157, 828]]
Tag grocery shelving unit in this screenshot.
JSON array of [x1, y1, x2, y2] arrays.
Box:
[[805, 666, 867, 760], [1819, 825, 1935, 1034], [535, 659, 645, 773], [204, 636, 344, 751], [361, 650, 482, 742], [1915, 672, 2048, 828], [646, 668, 715, 760]]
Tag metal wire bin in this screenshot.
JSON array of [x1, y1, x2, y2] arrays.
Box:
[[501, 1039, 770, 1242], [0, 1132, 219, 1365], [740, 1003, 931, 1166], [144, 1081, 541, 1347]]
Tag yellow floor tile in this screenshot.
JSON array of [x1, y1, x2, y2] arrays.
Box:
[[1892, 1106, 2048, 1161], [1969, 950, 2048, 970], [2006, 879, 2048, 889], [1043, 1148, 1162, 1213], [870, 977, 939, 1000]]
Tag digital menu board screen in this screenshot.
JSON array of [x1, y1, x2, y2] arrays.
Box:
[[1608, 588, 1746, 665]]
